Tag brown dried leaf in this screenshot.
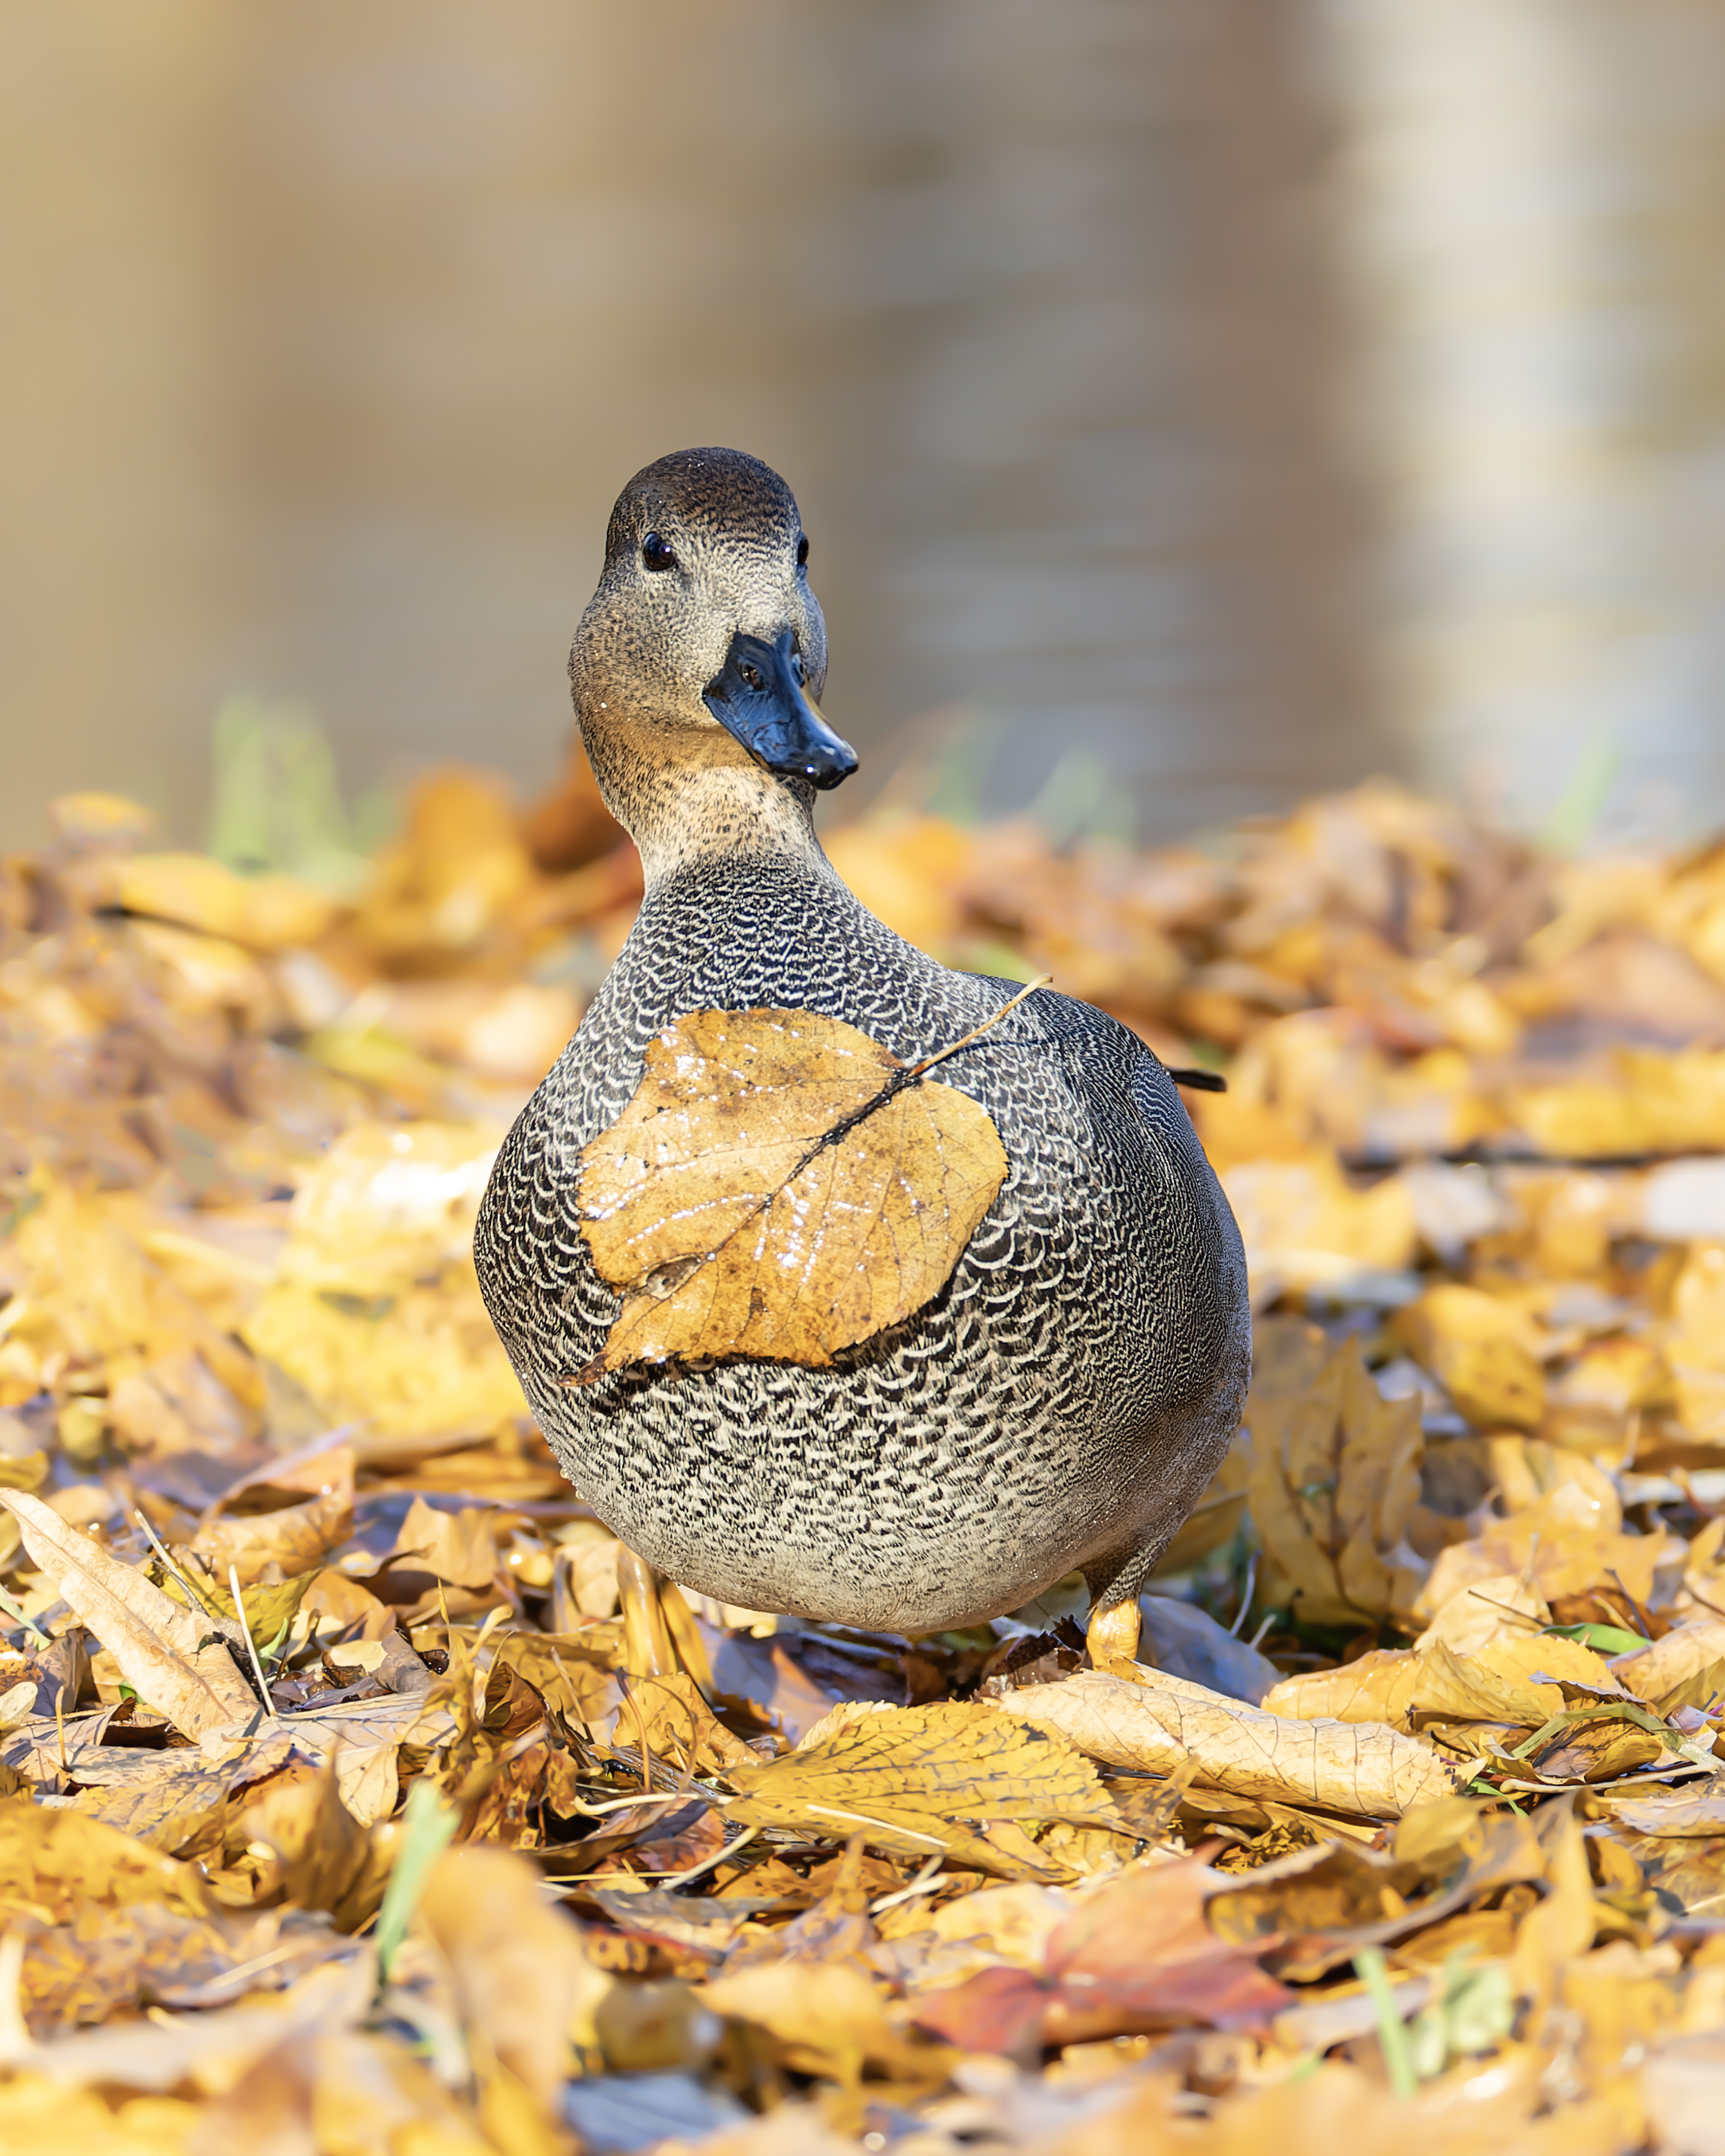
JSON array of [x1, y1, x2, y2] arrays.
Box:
[[994, 1666, 1462, 1819], [0, 1489, 257, 1738], [71, 1727, 299, 1857], [221, 1764, 389, 1931], [725, 1700, 1122, 1877], [914, 1857, 1290, 2052], [386, 1494, 500, 1589], [573, 1005, 1010, 1377], [1612, 1617, 1725, 1714]]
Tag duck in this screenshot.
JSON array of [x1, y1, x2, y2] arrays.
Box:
[[475, 447, 1250, 1658]]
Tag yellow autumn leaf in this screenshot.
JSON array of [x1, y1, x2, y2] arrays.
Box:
[[572, 999, 1020, 1379], [1261, 1648, 1424, 1733], [994, 1664, 1462, 1819], [1237, 1319, 1427, 1626], [725, 1699, 1122, 1877], [1393, 1283, 1547, 1430], [0, 1797, 212, 1924]]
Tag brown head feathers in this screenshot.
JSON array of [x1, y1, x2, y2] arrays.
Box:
[[570, 449, 852, 880]]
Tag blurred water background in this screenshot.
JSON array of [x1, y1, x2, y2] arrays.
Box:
[[3, 0, 1723, 853]]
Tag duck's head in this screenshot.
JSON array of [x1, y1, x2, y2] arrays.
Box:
[[571, 448, 858, 871]]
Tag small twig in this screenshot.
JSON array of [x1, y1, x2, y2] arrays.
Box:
[[1607, 1568, 1654, 1644], [227, 1565, 279, 1719], [133, 1508, 207, 1615], [907, 975, 1053, 1079], [1229, 1552, 1259, 1638], [1464, 1588, 1545, 1630], [1165, 1066, 1228, 1093], [870, 1854, 945, 1916], [1248, 1610, 1277, 1651], [649, 1821, 761, 1890]]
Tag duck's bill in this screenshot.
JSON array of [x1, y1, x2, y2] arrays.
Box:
[[703, 629, 859, 790]]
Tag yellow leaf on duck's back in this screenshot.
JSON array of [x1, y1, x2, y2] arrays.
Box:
[[572, 1005, 1011, 1379]]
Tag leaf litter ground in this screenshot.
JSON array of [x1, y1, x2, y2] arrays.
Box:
[[2, 770, 1725, 2150]]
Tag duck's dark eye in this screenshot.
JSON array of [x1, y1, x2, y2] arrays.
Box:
[[796, 535, 810, 568], [642, 531, 678, 573]]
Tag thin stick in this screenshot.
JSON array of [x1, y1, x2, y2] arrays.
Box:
[[227, 1564, 278, 1719], [1229, 1552, 1259, 1637], [133, 1509, 207, 1615], [908, 975, 1053, 1079], [870, 1854, 944, 1916], [650, 1821, 761, 1890]]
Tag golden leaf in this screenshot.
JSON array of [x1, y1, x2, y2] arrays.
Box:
[[725, 1699, 1122, 1878], [417, 1845, 613, 2101], [994, 1666, 1462, 1819], [1238, 1319, 1427, 1626], [1393, 1284, 1547, 1431], [1261, 1648, 1424, 1733], [0, 1796, 212, 1924], [572, 999, 1021, 1379]]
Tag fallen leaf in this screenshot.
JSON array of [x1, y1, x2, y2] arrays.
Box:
[[1393, 1283, 1547, 1430], [913, 1857, 1289, 2050], [702, 1958, 940, 2085], [572, 1003, 1013, 1378], [72, 1726, 301, 1855], [0, 1490, 257, 1738], [386, 1494, 500, 1589], [1237, 1321, 1428, 1626], [417, 1843, 613, 2101], [993, 1666, 1462, 1819], [0, 1796, 212, 1923], [1260, 1648, 1423, 1732], [221, 1764, 389, 1931], [1612, 1617, 1725, 1713], [725, 1700, 1123, 1877]]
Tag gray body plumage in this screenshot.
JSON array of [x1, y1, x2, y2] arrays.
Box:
[[477, 851, 1249, 1632], [474, 445, 1250, 1634]]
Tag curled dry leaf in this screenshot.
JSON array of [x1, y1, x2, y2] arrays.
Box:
[[572, 1003, 1015, 1379], [993, 1666, 1463, 1820], [0, 1490, 257, 1739], [725, 1699, 1123, 1877]]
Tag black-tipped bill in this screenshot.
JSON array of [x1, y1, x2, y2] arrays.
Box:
[[702, 629, 859, 790]]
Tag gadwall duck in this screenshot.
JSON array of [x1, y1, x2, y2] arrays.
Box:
[[476, 447, 1249, 1654]]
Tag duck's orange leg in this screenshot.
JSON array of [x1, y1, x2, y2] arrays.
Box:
[[1085, 1596, 1141, 1666]]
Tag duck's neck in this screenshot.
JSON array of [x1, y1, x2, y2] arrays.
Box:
[[580, 712, 837, 889]]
